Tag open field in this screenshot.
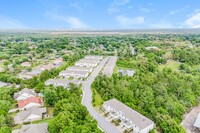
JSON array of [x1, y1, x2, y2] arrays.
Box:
[[159, 60, 181, 71]]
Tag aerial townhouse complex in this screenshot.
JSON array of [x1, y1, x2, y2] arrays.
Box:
[[46, 55, 103, 89], [103, 98, 154, 133]]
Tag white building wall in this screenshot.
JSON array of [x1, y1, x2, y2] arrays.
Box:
[[19, 103, 41, 110], [141, 123, 154, 133]]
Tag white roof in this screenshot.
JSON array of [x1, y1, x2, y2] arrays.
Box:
[[0, 81, 8, 88], [194, 113, 200, 128]]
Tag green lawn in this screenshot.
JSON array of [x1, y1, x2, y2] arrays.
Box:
[[32, 118, 53, 124], [92, 89, 104, 107], [159, 60, 181, 71]]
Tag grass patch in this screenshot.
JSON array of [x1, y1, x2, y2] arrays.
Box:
[[92, 89, 104, 107], [12, 124, 22, 130], [32, 118, 53, 124], [159, 60, 181, 71], [47, 107, 54, 117]]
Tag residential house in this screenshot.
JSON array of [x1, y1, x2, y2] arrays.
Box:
[[75, 61, 98, 68], [14, 123, 48, 133], [14, 107, 47, 124], [59, 70, 89, 78], [145, 46, 160, 51], [0, 81, 8, 88], [118, 69, 135, 77], [41, 63, 54, 71], [67, 66, 93, 72], [79, 58, 100, 63], [103, 98, 154, 133], [45, 79, 80, 89], [18, 71, 33, 79], [20, 62, 31, 67], [18, 96, 43, 110], [14, 88, 36, 101], [53, 58, 63, 65], [45, 79, 69, 88], [85, 55, 103, 60]]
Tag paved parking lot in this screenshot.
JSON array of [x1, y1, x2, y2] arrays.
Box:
[[181, 106, 200, 133]]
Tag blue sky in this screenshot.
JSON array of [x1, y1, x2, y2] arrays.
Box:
[[0, 0, 200, 29]]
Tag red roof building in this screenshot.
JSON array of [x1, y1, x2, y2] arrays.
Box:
[[18, 96, 43, 110]]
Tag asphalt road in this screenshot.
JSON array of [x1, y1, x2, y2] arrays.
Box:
[[82, 57, 120, 133]]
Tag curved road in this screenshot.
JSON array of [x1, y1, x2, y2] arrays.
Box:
[[82, 57, 119, 133]]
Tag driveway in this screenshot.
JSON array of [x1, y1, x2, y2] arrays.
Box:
[[82, 57, 120, 133]]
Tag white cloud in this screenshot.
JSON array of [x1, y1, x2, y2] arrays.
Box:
[[0, 16, 26, 29], [139, 8, 155, 13], [184, 11, 200, 28], [169, 5, 189, 15], [45, 11, 88, 28], [108, 0, 130, 13], [70, 2, 82, 11], [116, 15, 144, 28]]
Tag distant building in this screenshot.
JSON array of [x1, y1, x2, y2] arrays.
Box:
[[14, 123, 48, 133], [14, 107, 47, 124], [21, 62, 31, 67], [14, 88, 37, 101], [85, 55, 103, 60], [59, 70, 89, 78], [18, 96, 43, 110], [45, 79, 80, 89], [67, 66, 93, 72], [46, 79, 68, 88], [103, 98, 154, 133], [41, 63, 55, 71], [75, 61, 98, 68], [145, 46, 160, 51], [118, 69, 135, 77], [53, 58, 63, 65], [194, 113, 200, 129], [0, 81, 8, 88]]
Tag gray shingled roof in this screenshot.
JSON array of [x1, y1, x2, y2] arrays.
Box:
[[14, 107, 46, 123], [67, 66, 92, 72], [104, 98, 154, 129], [0, 81, 8, 88], [19, 123, 48, 133], [60, 70, 88, 75], [14, 88, 36, 99]]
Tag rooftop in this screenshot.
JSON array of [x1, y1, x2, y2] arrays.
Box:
[[14, 107, 46, 123], [18, 96, 43, 108], [60, 70, 88, 75], [46, 79, 69, 85], [14, 88, 36, 99], [194, 113, 200, 128], [19, 123, 48, 133], [104, 98, 154, 130]]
